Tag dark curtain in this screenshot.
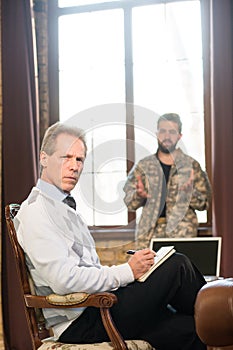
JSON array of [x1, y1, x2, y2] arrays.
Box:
[[1, 0, 39, 349], [210, 0, 233, 278]]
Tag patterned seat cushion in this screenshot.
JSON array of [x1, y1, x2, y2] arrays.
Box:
[[38, 339, 155, 350]]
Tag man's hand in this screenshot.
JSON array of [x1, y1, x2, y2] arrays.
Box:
[[180, 169, 194, 192], [136, 175, 151, 198], [128, 248, 156, 280]]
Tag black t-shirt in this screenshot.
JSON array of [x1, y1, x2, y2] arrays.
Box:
[[158, 159, 171, 218]]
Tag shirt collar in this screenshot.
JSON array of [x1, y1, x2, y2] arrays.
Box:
[[36, 179, 68, 202]]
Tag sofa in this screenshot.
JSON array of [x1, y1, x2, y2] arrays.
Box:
[[195, 278, 233, 350]]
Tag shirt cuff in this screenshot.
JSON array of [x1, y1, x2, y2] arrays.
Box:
[[114, 262, 135, 287]]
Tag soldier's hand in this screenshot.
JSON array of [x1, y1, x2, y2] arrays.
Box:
[[180, 169, 194, 192], [136, 175, 151, 198]]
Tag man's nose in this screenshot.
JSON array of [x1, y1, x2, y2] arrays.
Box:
[[70, 158, 79, 170]]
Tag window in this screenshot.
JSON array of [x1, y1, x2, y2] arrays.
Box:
[[49, 0, 210, 228]]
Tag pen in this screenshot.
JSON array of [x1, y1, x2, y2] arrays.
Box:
[[126, 250, 136, 255]]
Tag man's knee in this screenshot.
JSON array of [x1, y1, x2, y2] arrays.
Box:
[[167, 252, 192, 268]]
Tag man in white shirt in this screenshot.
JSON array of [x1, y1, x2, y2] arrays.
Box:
[[15, 122, 206, 349]]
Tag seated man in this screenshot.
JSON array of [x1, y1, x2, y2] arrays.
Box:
[[14, 122, 207, 350]]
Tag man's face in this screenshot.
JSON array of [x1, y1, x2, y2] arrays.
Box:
[[156, 120, 182, 153], [40, 133, 86, 193]]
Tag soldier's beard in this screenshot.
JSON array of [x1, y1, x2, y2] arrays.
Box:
[[158, 140, 177, 154]]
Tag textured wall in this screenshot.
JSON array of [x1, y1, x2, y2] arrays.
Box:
[[34, 0, 50, 142], [0, 0, 4, 347]]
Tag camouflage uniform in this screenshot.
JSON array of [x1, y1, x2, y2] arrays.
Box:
[[123, 148, 212, 248]]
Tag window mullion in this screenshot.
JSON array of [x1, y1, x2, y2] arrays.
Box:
[[124, 7, 136, 225], [124, 7, 135, 172]]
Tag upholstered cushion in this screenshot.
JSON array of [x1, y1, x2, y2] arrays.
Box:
[[39, 339, 155, 350], [46, 292, 90, 305]]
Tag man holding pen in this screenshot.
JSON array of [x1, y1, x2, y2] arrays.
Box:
[[15, 122, 206, 349]]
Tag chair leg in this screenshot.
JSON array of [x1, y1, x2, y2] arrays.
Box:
[[100, 308, 128, 350]]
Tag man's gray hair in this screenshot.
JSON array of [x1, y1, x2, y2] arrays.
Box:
[[40, 122, 87, 156]]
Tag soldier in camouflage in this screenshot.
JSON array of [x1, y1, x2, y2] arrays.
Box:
[[123, 113, 212, 249]]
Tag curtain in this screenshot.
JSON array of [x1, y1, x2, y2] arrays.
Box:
[[210, 0, 233, 277], [1, 0, 39, 349]]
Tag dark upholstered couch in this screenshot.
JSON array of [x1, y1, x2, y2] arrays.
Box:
[[195, 278, 233, 350]]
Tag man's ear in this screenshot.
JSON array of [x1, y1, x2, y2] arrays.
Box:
[[178, 133, 183, 141], [40, 151, 48, 168]]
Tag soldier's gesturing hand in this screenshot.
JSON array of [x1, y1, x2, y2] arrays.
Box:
[[136, 175, 151, 198]]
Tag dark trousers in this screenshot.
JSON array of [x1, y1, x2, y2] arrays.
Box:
[[59, 253, 207, 350]]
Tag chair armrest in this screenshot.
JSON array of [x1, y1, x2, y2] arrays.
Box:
[[24, 291, 117, 308], [25, 292, 128, 350], [195, 278, 233, 347]]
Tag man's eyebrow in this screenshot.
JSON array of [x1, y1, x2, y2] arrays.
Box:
[[60, 155, 85, 160]]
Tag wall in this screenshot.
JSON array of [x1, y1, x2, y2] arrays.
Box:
[[0, 0, 4, 347]]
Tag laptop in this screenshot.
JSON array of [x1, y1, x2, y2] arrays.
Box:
[[150, 237, 222, 282]]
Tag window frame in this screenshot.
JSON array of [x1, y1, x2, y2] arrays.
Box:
[[47, 0, 212, 239]]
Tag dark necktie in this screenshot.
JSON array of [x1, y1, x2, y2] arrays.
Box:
[[63, 195, 76, 210]]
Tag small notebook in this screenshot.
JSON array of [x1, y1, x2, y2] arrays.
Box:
[[137, 246, 176, 282]]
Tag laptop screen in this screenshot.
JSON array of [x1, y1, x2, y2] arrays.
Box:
[[150, 237, 222, 277]]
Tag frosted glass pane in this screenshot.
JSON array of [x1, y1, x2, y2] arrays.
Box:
[[73, 171, 128, 226], [72, 173, 95, 226], [59, 10, 125, 120], [59, 0, 121, 7], [166, 2, 203, 60], [93, 172, 128, 226], [92, 124, 126, 172], [132, 104, 158, 163], [133, 60, 203, 115], [65, 104, 127, 171]]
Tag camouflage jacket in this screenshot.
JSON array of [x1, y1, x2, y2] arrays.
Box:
[[123, 148, 212, 247]]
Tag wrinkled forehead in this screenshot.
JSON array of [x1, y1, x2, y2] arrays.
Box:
[[157, 120, 180, 131], [55, 133, 85, 155]]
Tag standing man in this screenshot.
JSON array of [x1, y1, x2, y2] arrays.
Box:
[[14, 122, 207, 349], [123, 113, 211, 247]]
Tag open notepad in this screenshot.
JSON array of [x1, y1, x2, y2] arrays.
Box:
[[137, 246, 176, 282]]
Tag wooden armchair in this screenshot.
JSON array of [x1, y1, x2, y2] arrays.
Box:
[[5, 204, 154, 350]]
